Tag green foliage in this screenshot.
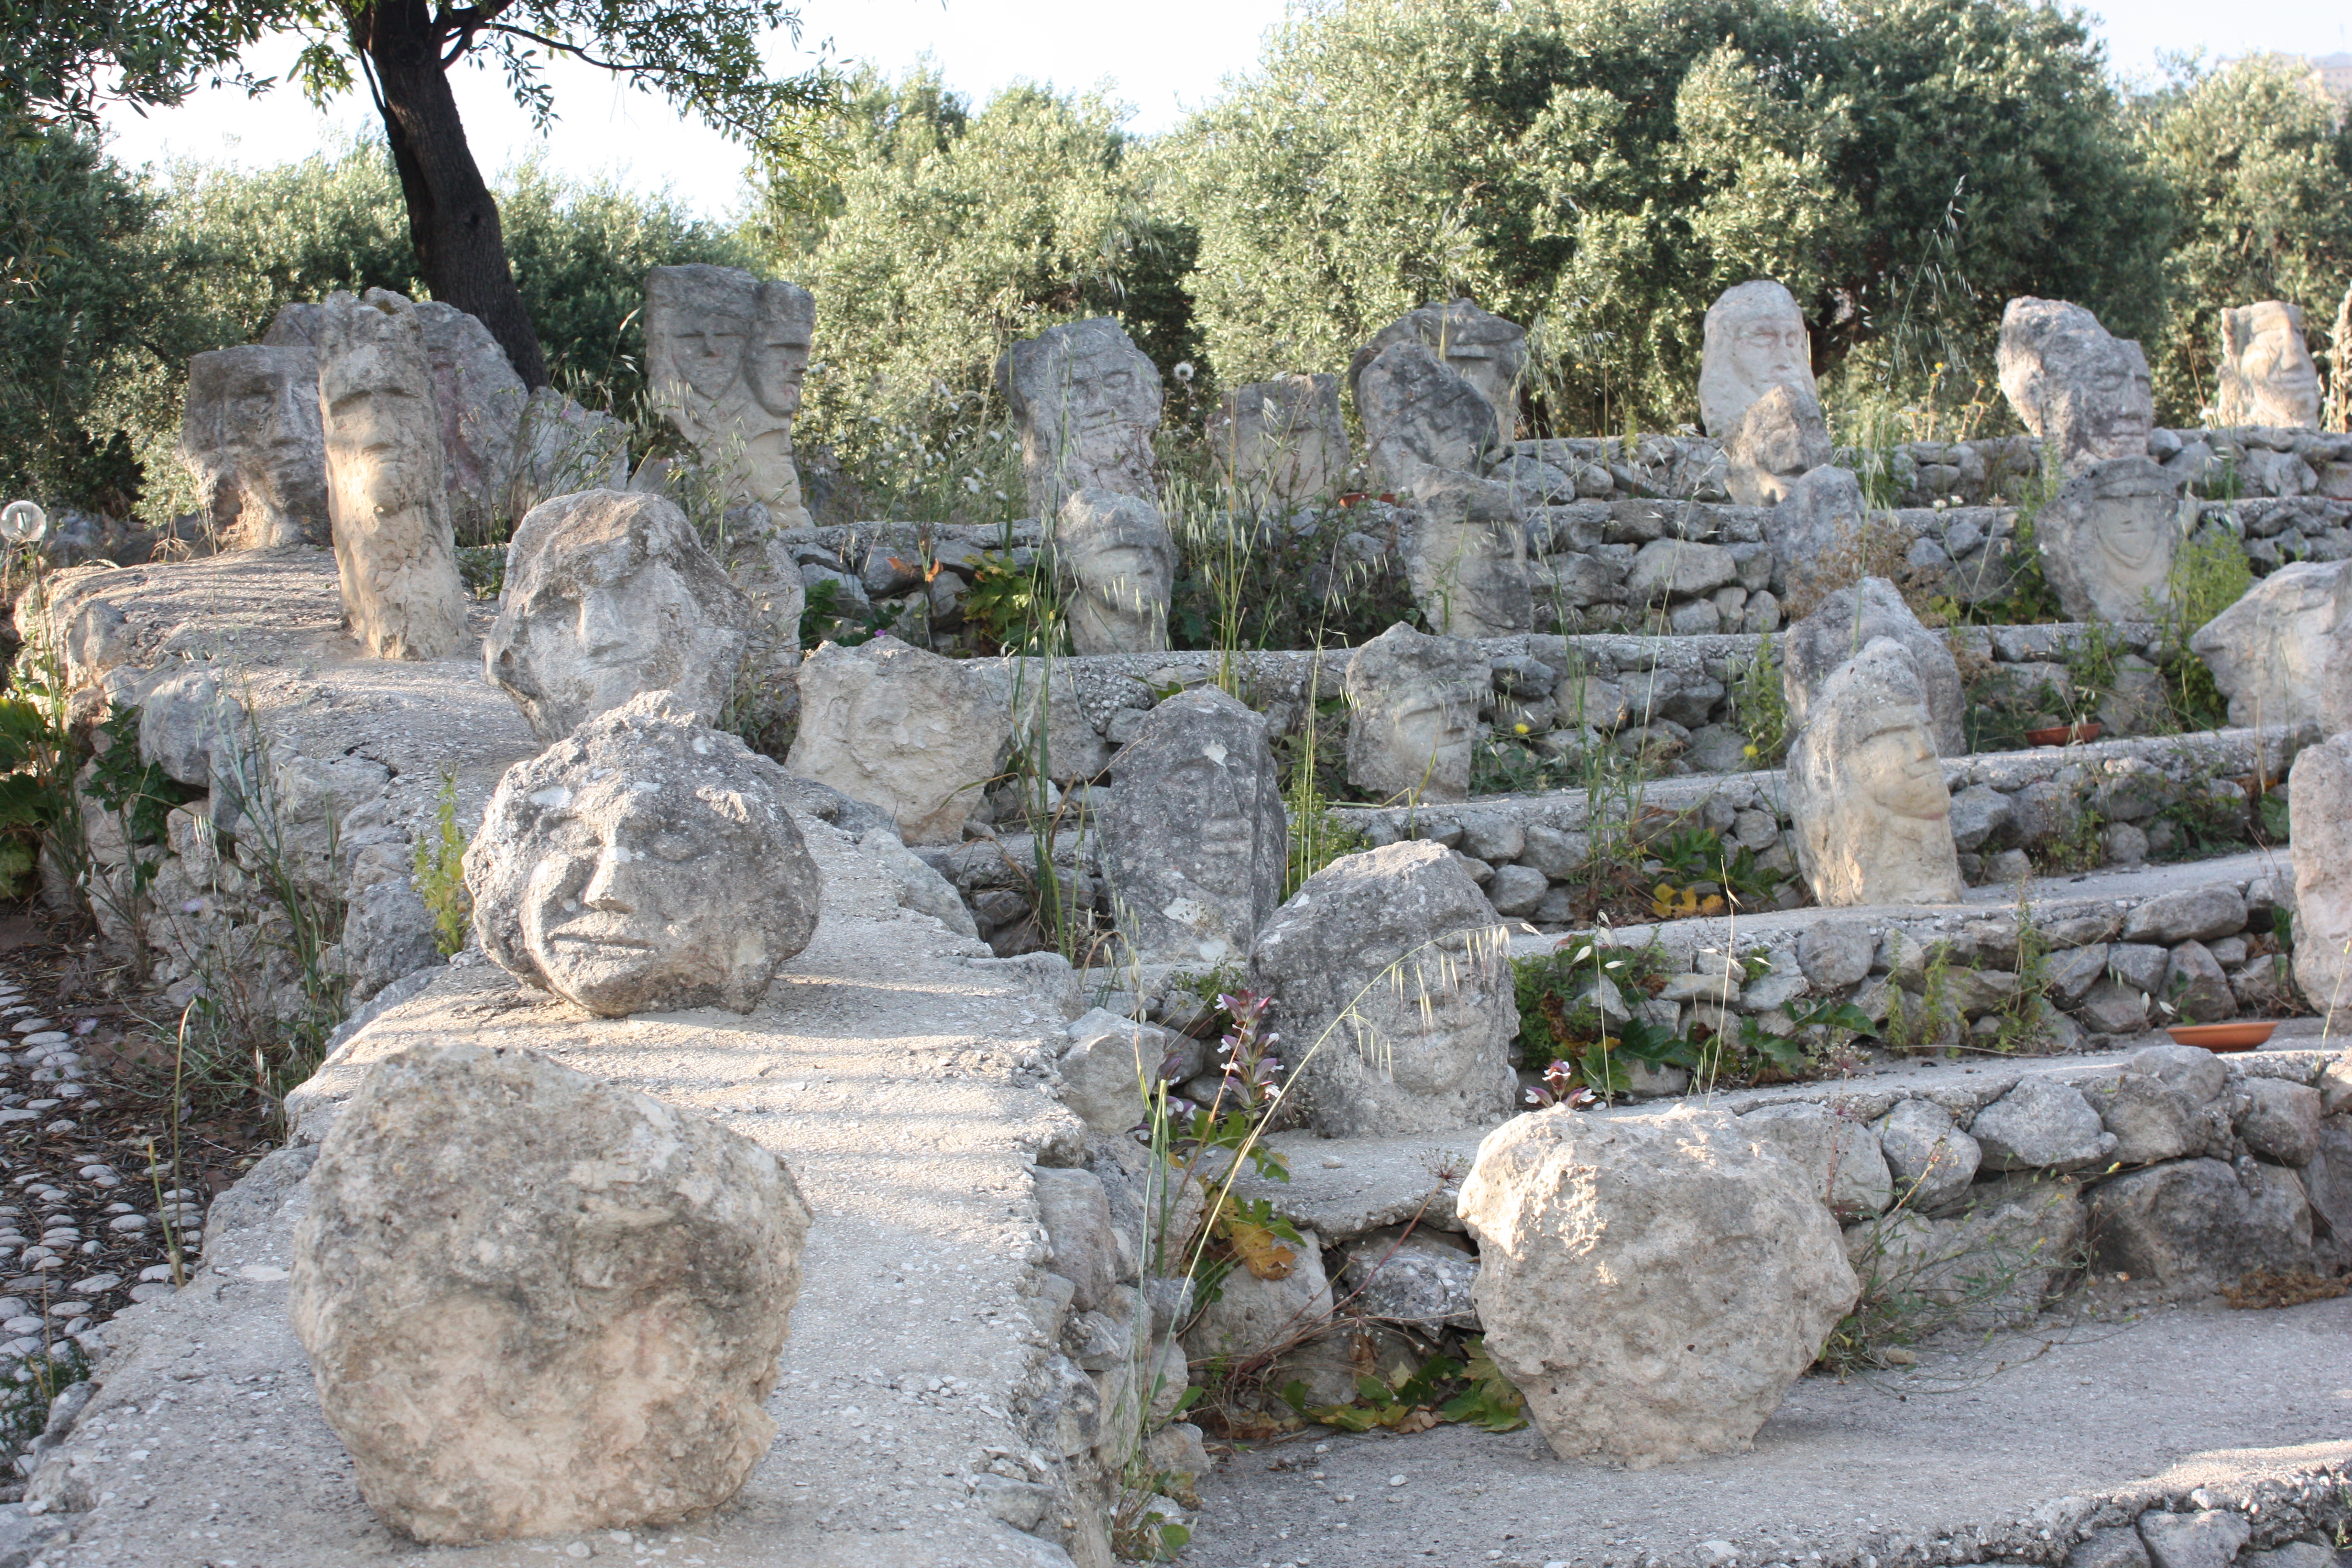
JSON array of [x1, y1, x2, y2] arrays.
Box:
[[412, 772, 471, 959], [1, 1, 274, 126], [1291, 1335, 1527, 1434], [1729, 633, 1788, 767], [957, 553, 1060, 655], [2132, 56, 2352, 422], [0, 1333, 88, 1453]]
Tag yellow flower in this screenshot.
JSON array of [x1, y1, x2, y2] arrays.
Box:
[[1743, 743, 1759, 758], [1513, 722, 1531, 736]]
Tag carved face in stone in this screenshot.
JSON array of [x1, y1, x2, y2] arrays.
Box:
[[1406, 473, 1532, 638], [1997, 298, 2154, 470], [1698, 281, 1817, 438], [470, 693, 821, 1016], [644, 266, 816, 522], [1853, 711, 1950, 824], [486, 491, 752, 742], [1787, 639, 1965, 908], [181, 345, 329, 548], [1056, 489, 1177, 654], [997, 318, 1163, 519], [2218, 302, 2321, 428], [322, 355, 439, 515]]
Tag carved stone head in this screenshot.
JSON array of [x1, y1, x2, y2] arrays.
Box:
[[1996, 297, 2154, 472], [995, 317, 1162, 520], [2034, 456, 2181, 623], [1344, 622, 1488, 804], [485, 490, 753, 742], [1211, 373, 1350, 507], [1787, 638, 1965, 908], [1404, 472, 1532, 638], [2216, 301, 2321, 429], [1698, 281, 1817, 440], [1348, 301, 1528, 440], [1055, 489, 1177, 655], [468, 692, 822, 1016], [180, 345, 331, 549], [644, 264, 816, 521]]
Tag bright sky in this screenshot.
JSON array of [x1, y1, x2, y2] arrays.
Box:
[[95, 0, 2348, 220]]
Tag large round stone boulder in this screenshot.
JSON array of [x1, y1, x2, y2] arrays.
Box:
[[290, 1041, 810, 1543], [1458, 1107, 1858, 1467], [466, 690, 821, 1016]]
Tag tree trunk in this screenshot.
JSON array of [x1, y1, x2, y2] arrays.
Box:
[[355, 2, 549, 388]]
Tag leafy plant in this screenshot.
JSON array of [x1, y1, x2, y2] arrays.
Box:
[[412, 771, 471, 957], [1288, 1335, 1526, 1435]]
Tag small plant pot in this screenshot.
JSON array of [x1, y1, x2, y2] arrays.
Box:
[[2165, 1021, 2277, 1052], [2024, 721, 2101, 747]]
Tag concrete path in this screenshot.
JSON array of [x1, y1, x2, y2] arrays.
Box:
[[37, 822, 1097, 1567]]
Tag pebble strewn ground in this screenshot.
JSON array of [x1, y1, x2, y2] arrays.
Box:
[[0, 913, 265, 1484]]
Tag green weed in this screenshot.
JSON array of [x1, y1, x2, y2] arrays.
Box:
[[412, 771, 471, 957]]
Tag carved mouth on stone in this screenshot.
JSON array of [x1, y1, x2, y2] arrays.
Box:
[[549, 932, 657, 955]]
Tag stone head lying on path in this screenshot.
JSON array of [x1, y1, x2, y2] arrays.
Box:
[[467, 691, 822, 1016]]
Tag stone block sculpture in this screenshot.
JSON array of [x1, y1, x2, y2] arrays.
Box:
[[1351, 339, 1501, 491], [1054, 488, 1177, 654], [1723, 381, 1833, 507], [467, 692, 823, 1016], [1349, 300, 1527, 441], [1210, 372, 1349, 507], [2215, 301, 2322, 429], [484, 489, 753, 742], [643, 264, 816, 526], [315, 288, 470, 660], [179, 345, 331, 549], [1096, 688, 1286, 965], [1246, 840, 1518, 1137], [786, 635, 1011, 844], [1786, 638, 1966, 907], [1782, 575, 1965, 755], [2289, 732, 2352, 1028], [2189, 560, 2352, 736], [1343, 622, 1487, 803], [2034, 455, 2182, 623], [1996, 297, 2154, 473], [1698, 280, 1819, 440], [995, 317, 1162, 521], [1403, 471, 1532, 637], [291, 1041, 809, 1542]]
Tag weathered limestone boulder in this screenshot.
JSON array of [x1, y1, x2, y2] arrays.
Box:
[[1698, 280, 1819, 440], [2289, 733, 2352, 1027], [1349, 300, 1528, 439], [315, 288, 470, 660], [484, 490, 752, 742], [1247, 841, 1517, 1139], [1335, 1228, 1480, 1327], [1054, 488, 1176, 655], [1352, 339, 1501, 491], [2139, 1511, 2253, 1568], [643, 264, 815, 525], [786, 635, 1010, 845], [179, 345, 330, 548], [1737, 1102, 1893, 1218], [1210, 373, 1349, 507], [1996, 297, 2155, 473], [468, 693, 821, 1016], [1343, 622, 1485, 804], [1058, 1008, 1175, 1134], [1781, 576, 1964, 755], [2034, 456, 2182, 623], [1874, 1097, 1981, 1211], [1766, 464, 1868, 592], [289, 1041, 809, 1543], [2237, 1077, 2322, 1167], [1404, 471, 1533, 637], [2215, 301, 2322, 429], [1035, 1166, 1124, 1314], [2187, 560, 2352, 736], [1785, 638, 1966, 907], [2088, 1157, 2312, 1293], [995, 317, 1162, 521], [1460, 1106, 1857, 1466], [1183, 1226, 1332, 1363], [1970, 1078, 2116, 1172], [1096, 688, 1284, 966], [1842, 1178, 2086, 1330], [1723, 383, 1832, 507], [2082, 1071, 2211, 1166], [507, 386, 632, 519]]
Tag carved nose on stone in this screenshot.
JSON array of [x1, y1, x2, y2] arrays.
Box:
[[581, 844, 636, 913]]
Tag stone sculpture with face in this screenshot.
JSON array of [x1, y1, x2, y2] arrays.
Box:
[[468, 692, 822, 1016], [1344, 622, 1488, 804], [785, 635, 1012, 845], [1096, 688, 1286, 965], [1698, 280, 1818, 440], [1786, 639, 1966, 908], [1404, 471, 1532, 638], [1723, 381, 1833, 507], [1996, 297, 2154, 473], [315, 288, 469, 661], [995, 317, 1163, 521], [484, 490, 754, 742], [1054, 489, 1177, 654], [2215, 301, 2322, 429], [2187, 559, 2352, 734], [2033, 456, 2182, 623], [645, 265, 816, 526], [179, 345, 331, 550], [1782, 576, 1966, 755], [1354, 340, 1502, 491], [1348, 300, 1528, 441], [1211, 373, 1351, 508]]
